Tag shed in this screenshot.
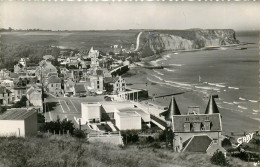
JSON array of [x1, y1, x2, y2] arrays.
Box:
[[0, 108, 37, 137]]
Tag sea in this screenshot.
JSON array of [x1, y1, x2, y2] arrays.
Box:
[[146, 31, 260, 122]]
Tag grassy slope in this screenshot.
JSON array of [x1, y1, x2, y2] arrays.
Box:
[[0, 135, 250, 167]]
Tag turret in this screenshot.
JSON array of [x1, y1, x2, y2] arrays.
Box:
[[205, 95, 220, 114], [160, 96, 181, 121]]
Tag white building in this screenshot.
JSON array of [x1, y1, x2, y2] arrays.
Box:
[[0, 108, 37, 137], [114, 111, 141, 130], [101, 101, 150, 130], [81, 102, 101, 124]]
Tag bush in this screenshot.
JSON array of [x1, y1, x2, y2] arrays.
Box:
[[121, 130, 140, 144], [151, 142, 161, 149], [37, 113, 45, 123], [210, 151, 228, 166], [146, 136, 155, 143], [12, 96, 27, 108], [222, 138, 232, 147], [73, 129, 86, 139]]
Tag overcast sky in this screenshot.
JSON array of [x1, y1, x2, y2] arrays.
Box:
[[0, 1, 259, 31]]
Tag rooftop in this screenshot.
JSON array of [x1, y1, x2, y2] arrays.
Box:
[[48, 76, 61, 84], [0, 108, 36, 120], [183, 135, 213, 153], [116, 111, 140, 118], [172, 114, 222, 132]]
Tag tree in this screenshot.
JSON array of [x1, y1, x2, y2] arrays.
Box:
[[12, 96, 28, 108], [222, 138, 232, 147], [210, 151, 228, 166], [37, 113, 45, 123]]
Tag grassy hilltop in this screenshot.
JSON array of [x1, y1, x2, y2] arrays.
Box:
[[0, 135, 250, 167]]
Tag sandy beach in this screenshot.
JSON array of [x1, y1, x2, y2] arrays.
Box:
[[124, 64, 259, 134]]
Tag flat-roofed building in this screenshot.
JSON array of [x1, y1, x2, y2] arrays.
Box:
[[114, 111, 141, 130], [81, 102, 101, 124], [0, 108, 37, 137], [101, 101, 151, 130]]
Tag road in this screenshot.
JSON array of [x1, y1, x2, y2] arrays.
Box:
[[134, 32, 142, 51], [43, 94, 105, 124]]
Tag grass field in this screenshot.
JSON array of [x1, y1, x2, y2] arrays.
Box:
[[0, 30, 139, 52], [0, 135, 251, 167]]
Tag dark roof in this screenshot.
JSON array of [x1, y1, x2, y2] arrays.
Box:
[[160, 97, 181, 121], [104, 77, 119, 84], [183, 135, 212, 153], [0, 108, 36, 120], [47, 72, 58, 77], [74, 84, 86, 93], [9, 73, 19, 79], [205, 95, 220, 114], [96, 70, 103, 76], [48, 76, 61, 83], [172, 114, 222, 132]]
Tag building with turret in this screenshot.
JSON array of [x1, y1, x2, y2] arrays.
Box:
[[160, 95, 226, 156]]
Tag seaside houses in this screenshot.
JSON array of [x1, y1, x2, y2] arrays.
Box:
[[36, 60, 58, 83], [47, 75, 62, 95], [0, 69, 10, 80], [104, 76, 126, 94], [0, 86, 13, 106], [14, 58, 27, 74], [0, 108, 37, 137], [26, 85, 43, 111], [160, 96, 226, 155]]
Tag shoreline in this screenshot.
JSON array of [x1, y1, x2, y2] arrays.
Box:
[[125, 66, 260, 134]]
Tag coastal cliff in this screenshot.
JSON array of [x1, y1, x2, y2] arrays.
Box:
[[137, 29, 239, 57]]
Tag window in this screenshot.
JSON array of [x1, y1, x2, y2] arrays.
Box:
[[97, 85, 99, 89], [51, 84, 53, 87], [206, 116, 209, 121], [186, 117, 189, 121], [97, 81, 99, 84]]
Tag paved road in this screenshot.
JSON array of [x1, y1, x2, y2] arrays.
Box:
[[44, 94, 105, 123]]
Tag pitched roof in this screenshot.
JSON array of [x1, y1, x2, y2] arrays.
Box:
[[104, 77, 119, 84], [183, 135, 213, 153], [74, 84, 86, 93], [160, 97, 181, 121], [205, 95, 220, 114], [0, 108, 36, 120], [9, 72, 19, 79], [172, 114, 222, 132], [48, 76, 61, 83]]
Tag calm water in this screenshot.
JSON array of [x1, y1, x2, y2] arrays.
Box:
[[148, 33, 260, 121]]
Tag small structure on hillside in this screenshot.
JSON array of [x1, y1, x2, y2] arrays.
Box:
[[0, 108, 37, 137]]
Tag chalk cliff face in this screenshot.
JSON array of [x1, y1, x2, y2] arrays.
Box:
[[138, 29, 239, 57]]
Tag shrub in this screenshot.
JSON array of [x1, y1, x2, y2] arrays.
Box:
[[12, 96, 27, 108], [222, 138, 232, 147], [73, 129, 86, 139], [37, 113, 45, 123], [146, 136, 155, 143], [210, 151, 228, 166]]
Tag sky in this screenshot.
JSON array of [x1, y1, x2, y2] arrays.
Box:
[[0, 1, 260, 31]]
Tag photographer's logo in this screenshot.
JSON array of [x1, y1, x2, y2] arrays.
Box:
[[234, 133, 254, 148]]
